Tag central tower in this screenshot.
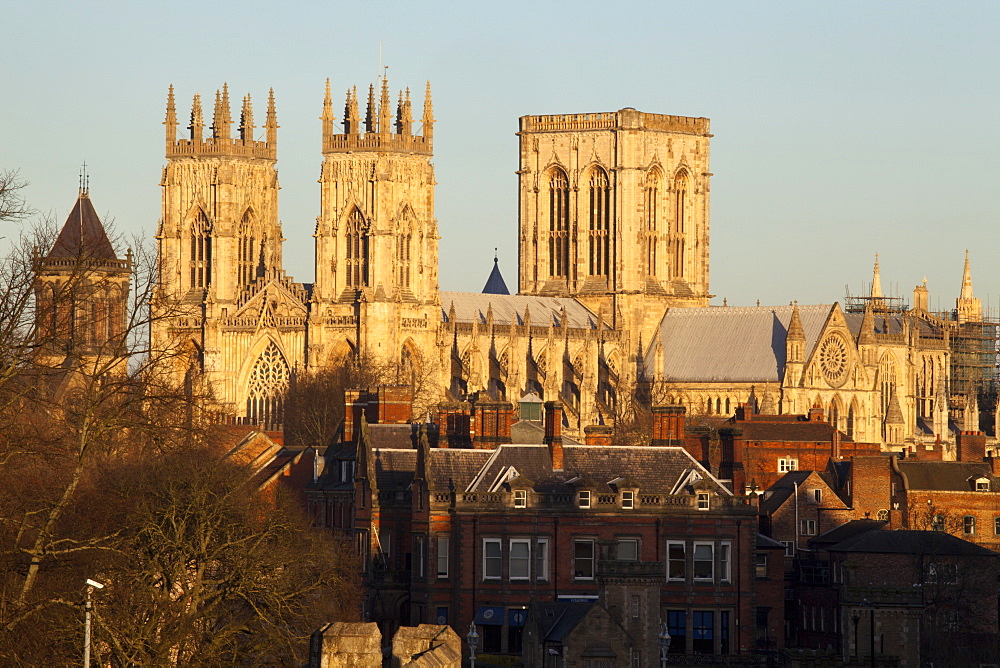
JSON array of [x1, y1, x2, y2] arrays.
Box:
[[311, 78, 440, 371], [517, 109, 712, 340]]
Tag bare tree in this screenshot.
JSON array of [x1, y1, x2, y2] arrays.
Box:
[[0, 170, 31, 224]]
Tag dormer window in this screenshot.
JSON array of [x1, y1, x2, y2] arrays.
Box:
[[975, 478, 990, 492], [514, 489, 527, 508], [697, 492, 710, 510], [813, 489, 823, 503], [621, 491, 635, 509], [578, 490, 591, 509]]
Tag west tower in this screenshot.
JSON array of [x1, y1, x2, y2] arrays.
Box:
[[517, 109, 712, 340], [311, 78, 440, 370]]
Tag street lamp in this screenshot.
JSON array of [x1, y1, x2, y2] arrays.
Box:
[[658, 621, 671, 667], [467, 621, 479, 668], [83, 578, 105, 667]]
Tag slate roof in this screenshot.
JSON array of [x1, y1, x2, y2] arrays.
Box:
[[48, 193, 119, 260], [809, 519, 887, 547], [647, 304, 832, 382], [440, 291, 598, 329], [372, 449, 417, 491], [827, 529, 998, 556], [460, 444, 732, 496], [482, 257, 510, 295], [896, 460, 996, 492], [426, 448, 495, 491], [739, 419, 854, 443], [533, 602, 593, 642]]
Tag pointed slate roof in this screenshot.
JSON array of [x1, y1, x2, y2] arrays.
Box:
[[48, 192, 118, 260], [482, 256, 510, 295]]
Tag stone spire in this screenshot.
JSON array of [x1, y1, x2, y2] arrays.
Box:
[[870, 253, 885, 310], [211, 84, 232, 141], [785, 301, 805, 376], [365, 83, 376, 133], [189, 92, 204, 142], [239, 93, 254, 143], [858, 301, 876, 345], [320, 78, 334, 144], [396, 88, 413, 136], [165, 85, 177, 145], [957, 250, 983, 324], [421, 81, 434, 143], [265, 88, 278, 146], [378, 76, 392, 136], [344, 86, 360, 134]]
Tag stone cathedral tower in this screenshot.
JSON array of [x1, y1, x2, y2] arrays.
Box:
[[154, 84, 310, 423], [517, 109, 712, 342], [310, 78, 440, 369]]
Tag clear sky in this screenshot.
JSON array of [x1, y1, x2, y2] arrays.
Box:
[[4, 0, 999, 312]]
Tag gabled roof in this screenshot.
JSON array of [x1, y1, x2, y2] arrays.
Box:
[[440, 291, 598, 329], [48, 192, 119, 260], [647, 304, 831, 382], [738, 419, 853, 444], [809, 519, 887, 547], [482, 257, 510, 295], [827, 529, 998, 556]]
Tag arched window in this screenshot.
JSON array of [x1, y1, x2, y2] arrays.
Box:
[[588, 168, 611, 277], [724, 397, 731, 414], [878, 355, 898, 439], [345, 208, 369, 288], [644, 170, 659, 276], [397, 232, 412, 289], [189, 210, 212, 289], [246, 342, 290, 426], [237, 211, 257, 287], [671, 171, 688, 279], [829, 400, 840, 431], [548, 169, 570, 278]]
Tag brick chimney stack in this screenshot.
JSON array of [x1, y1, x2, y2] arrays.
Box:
[[651, 405, 686, 446], [956, 430, 986, 462], [544, 401, 564, 470], [808, 404, 825, 422]]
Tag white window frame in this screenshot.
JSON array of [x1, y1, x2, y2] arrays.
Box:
[[697, 492, 710, 510], [781, 540, 794, 557], [436, 536, 449, 578], [667, 540, 686, 581], [754, 552, 767, 578], [483, 538, 502, 580], [621, 490, 635, 509], [514, 489, 527, 508], [578, 490, 592, 508], [778, 458, 798, 473], [536, 538, 550, 581], [801, 519, 816, 536], [509, 538, 531, 580], [573, 539, 596, 580], [693, 541, 715, 581], [964, 515, 976, 535], [720, 541, 732, 582], [617, 538, 639, 562]]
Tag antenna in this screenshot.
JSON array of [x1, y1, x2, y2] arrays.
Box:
[[79, 161, 89, 196]]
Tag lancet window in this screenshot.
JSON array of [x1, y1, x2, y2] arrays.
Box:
[[237, 211, 258, 288], [548, 169, 570, 278], [397, 232, 412, 289], [670, 171, 688, 279], [345, 208, 369, 288], [588, 168, 611, 277], [189, 210, 212, 289], [246, 342, 290, 426], [644, 170, 660, 276]]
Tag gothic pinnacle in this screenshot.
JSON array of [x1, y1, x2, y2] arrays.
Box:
[[165, 84, 177, 144], [960, 249, 974, 300], [321, 78, 334, 142], [379, 76, 392, 135], [240, 93, 255, 143], [265, 87, 278, 146], [365, 83, 376, 133], [189, 92, 204, 142], [421, 81, 434, 143]]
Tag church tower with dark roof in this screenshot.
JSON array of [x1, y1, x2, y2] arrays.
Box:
[[34, 184, 132, 358]]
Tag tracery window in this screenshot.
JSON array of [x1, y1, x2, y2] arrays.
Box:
[[397, 232, 412, 289], [548, 169, 570, 278], [189, 210, 212, 289], [237, 211, 257, 287], [588, 168, 611, 277], [246, 342, 290, 426], [644, 171, 659, 276], [345, 208, 369, 288], [670, 171, 688, 279]]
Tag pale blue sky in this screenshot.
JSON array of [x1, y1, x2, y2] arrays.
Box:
[[4, 0, 999, 311]]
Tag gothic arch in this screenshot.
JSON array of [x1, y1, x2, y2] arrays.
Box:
[[187, 207, 212, 289], [546, 167, 571, 279], [829, 395, 843, 431], [669, 169, 691, 279], [241, 338, 291, 426], [237, 208, 260, 288], [395, 205, 417, 291], [643, 167, 662, 276], [327, 338, 357, 366], [586, 166, 612, 278], [343, 206, 370, 288]]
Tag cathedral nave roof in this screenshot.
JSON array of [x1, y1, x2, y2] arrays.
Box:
[[440, 291, 598, 329]]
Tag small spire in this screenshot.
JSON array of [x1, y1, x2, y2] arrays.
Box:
[[396, 88, 413, 135], [871, 253, 884, 306], [211, 84, 232, 141], [345, 86, 360, 134], [321, 78, 334, 143], [365, 83, 376, 133], [239, 93, 255, 143], [960, 249, 974, 300], [189, 93, 204, 142], [421, 81, 434, 143], [787, 301, 805, 340], [379, 75, 392, 136], [165, 84, 177, 145], [265, 88, 278, 146]]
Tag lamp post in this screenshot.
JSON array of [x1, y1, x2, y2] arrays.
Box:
[[467, 621, 479, 668], [83, 578, 105, 667], [658, 621, 671, 668]]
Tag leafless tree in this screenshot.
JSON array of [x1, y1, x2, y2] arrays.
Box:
[[0, 170, 31, 224]]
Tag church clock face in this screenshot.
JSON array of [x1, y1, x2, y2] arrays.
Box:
[[818, 334, 849, 387]]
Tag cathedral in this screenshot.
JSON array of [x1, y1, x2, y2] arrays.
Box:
[[149, 78, 992, 452]]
